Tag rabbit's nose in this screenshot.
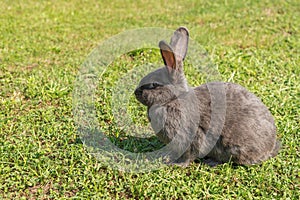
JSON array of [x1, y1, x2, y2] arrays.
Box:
[[134, 88, 142, 96]]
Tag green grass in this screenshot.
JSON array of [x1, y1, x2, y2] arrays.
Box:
[[1, 0, 299, 199]]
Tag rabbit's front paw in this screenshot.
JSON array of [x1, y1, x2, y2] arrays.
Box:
[[170, 161, 190, 168], [202, 157, 223, 167], [167, 151, 192, 168]]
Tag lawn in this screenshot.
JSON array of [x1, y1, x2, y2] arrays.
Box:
[[0, 0, 299, 199]]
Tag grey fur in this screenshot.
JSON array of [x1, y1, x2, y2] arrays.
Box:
[[134, 27, 280, 166]]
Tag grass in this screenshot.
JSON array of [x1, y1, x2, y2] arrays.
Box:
[[0, 0, 299, 199]]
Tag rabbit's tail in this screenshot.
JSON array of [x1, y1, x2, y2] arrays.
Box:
[[270, 140, 281, 157]]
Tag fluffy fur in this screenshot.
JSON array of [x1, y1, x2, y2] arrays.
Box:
[[134, 27, 280, 166]]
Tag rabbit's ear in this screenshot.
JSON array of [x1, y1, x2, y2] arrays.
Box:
[[170, 27, 189, 61], [159, 40, 176, 73]]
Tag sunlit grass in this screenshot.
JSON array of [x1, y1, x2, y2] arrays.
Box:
[[0, 0, 299, 199]]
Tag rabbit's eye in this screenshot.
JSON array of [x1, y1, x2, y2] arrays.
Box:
[[141, 83, 162, 90]]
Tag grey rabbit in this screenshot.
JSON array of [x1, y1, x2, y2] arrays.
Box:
[[134, 27, 280, 167]]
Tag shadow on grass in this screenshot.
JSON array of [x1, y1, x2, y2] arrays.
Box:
[[75, 127, 241, 169]]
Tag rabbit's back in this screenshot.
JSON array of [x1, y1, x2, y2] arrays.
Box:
[[194, 82, 279, 164]]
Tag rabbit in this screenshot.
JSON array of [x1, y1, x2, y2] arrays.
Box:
[[134, 27, 280, 167]]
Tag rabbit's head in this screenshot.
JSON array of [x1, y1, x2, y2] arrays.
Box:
[[134, 27, 190, 107]]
